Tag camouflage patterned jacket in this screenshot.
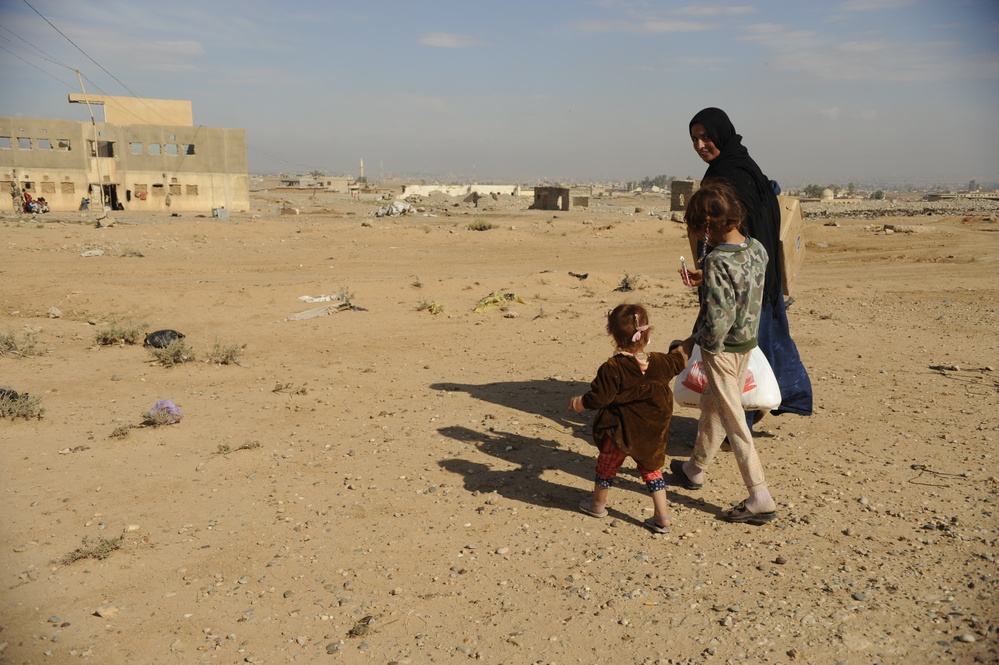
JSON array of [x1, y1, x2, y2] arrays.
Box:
[[692, 238, 768, 354]]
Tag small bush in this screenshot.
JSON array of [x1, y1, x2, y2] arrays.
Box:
[[615, 274, 640, 292], [0, 330, 41, 357], [216, 440, 261, 455], [417, 299, 445, 316], [206, 340, 246, 366], [60, 536, 123, 565], [334, 285, 356, 310], [148, 338, 195, 367], [120, 248, 144, 258], [94, 318, 147, 346], [0, 387, 44, 420], [141, 402, 182, 427], [109, 425, 131, 439], [467, 220, 497, 231]]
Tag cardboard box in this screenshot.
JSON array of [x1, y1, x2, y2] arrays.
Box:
[[777, 195, 805, 297]]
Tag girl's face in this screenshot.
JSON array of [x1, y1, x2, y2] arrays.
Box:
[[690, 123, 721, 163]]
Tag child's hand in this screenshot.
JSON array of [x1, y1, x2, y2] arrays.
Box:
[[684, 268, 703, 286], [567, 396, 583, 412]]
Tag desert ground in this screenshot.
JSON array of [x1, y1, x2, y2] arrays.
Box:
[[1, 187, 997, 665]]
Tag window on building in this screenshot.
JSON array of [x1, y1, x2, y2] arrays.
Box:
[[165, 144, 178, 156], [88, 140, 115, 157], [18, 137, 31, 149], [56, 139, 71, 150], [0, 137, 10, 149], [133, 184, 148, 194], [61, 182, 75, 194], [41, 181, 56, 193], [186, 184, 199, 196], [169, 184, 181, 195], [130, 142, 143, 154], [37, 139, 52, 150], [148, 143, 161, 155], [22, 181, 35, 191], [151, 183, 165, 197], [183, 144, 195, 155]]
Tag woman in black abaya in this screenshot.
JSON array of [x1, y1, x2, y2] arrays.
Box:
[[687, 107, 813, 420]]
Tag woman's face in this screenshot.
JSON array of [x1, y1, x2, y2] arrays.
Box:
[[690, 123, 721, 163]]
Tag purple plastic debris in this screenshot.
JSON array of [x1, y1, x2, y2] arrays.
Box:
[[149, 399, 183, 424]]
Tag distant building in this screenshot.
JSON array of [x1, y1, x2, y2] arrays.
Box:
[[1, 94, 248, 213], [401, 183, 525, 198], [278, 175, 356, 193], [671, 179, 700, 211], [531, 186, 590, 210]]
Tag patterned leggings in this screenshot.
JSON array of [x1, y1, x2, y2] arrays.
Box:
[[594, 435, 666, 492]]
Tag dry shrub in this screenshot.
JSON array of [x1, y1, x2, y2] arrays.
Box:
[[0, 387, 44, 420], [60, 536, 123, 565], [0, 330, 40, 357], [417, 299, 445, 315], [467, 219, 497, 231], [148, 339, 195, 367], [94, 318, 147, 346], [206, 340, 246, 366], [216, 440, 262, 455]]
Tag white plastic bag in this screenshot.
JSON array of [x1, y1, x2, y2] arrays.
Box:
[[674, 345, 781, 410]]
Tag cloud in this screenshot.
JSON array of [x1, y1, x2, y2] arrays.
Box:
[[739, 23, 817, 44], [671, 5, 757, 17], [820, 107, 841, 120], [770, 37, 997, 82], [148, 40, 204, 58], [837, 0, 916, 11], [676, 55, 729, 68], [572, 18, 709, 33], [419, 33, 483, 48]]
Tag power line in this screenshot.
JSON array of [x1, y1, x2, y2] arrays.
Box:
[[12, 0, 327, 176], [0, 42, 76, 88], [23, 0, 143, 100], [0, 22, 74, 71]]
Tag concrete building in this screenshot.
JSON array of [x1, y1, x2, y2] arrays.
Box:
[[1, 94, 248, 213], [531, 186, 590, 211], [400, 184, 526, 198], [671, 179, 700, 211]]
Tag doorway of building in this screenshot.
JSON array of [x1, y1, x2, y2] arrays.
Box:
[[101, 184, 120, 210]]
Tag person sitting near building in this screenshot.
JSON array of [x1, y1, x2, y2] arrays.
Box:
[[36, 197, 50, 213]]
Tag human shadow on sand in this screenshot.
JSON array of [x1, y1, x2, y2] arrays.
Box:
[[430, 378, 701, 447], [432, 379, 715, 520]]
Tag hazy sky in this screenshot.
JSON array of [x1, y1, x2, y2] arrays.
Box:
[[2, 0, 997, 187]]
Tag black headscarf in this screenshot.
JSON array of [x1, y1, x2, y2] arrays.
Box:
[[689, 108, 782, 306]]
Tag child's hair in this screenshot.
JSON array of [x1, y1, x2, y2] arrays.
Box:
[[684, 178, 745, 238], [606, 304, 652, 352]]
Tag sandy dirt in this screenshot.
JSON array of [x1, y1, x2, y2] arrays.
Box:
[[1, 189, 997, 665]]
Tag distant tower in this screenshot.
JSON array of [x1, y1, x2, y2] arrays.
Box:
[[359, 158, 364, 181]]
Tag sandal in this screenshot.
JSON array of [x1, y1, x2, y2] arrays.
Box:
[[644, 517, 670, 534], [578, 496, 608, 518], [669, 459, 702, 490], [720, 501, 777, 525]]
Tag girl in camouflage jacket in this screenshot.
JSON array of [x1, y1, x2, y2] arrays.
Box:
[[671, 179, 779, 525]]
